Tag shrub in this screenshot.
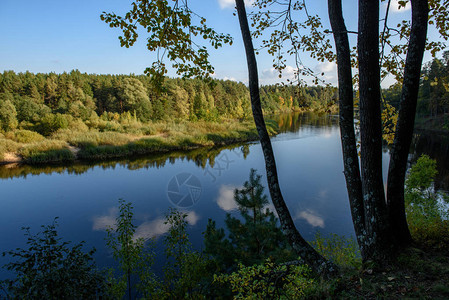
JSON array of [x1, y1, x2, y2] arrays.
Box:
[[20, 140, 74, 164], [0, 99, 18, 132], [105, 201, 213, 299], [25, 148, 75, 164], [0, 137, 21, 160], [214, 260, 314, 299], [311, 232, 361, 269], [204, 169, 295, 271], [0, 219, 107, 298], [37, 113, 71, 136], [405, 155, 449, 249], [8, 130, 45, 143]]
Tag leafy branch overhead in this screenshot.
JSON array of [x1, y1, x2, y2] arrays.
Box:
[[251, 0, 449, 85], [101, 0, 233, 87]]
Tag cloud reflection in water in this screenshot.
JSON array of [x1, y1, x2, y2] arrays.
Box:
[[92, 208, 200, 240]]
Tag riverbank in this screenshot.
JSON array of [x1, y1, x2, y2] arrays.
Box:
[[0, 119, 265, 166]]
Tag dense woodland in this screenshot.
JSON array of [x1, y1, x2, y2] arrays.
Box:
[[0, 70, 337, 134], [383, 52, 449, 127]]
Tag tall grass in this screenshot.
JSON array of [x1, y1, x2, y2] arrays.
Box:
[[1, 119, 260, 164]]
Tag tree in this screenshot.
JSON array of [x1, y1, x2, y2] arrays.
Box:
[[204, 169, 294, 270], [235, 0, 337, 276], [118, 78, 152, 121], [0, 96, 18, 132], [101, 0, 448, 271], [251, 0, 446, 264]]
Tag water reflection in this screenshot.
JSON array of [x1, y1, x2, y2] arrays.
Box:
[[271, 111, 339, 133], [0, 144, 252, 180], [410, 130, 449, 191], [92, 206, 200, 241], [2, 112, 448, 280], [295, 210, 325, 228], [216, 185, 239, 212]]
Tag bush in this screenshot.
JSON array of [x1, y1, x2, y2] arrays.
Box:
[[405, 155, 449, 249], [214, 260, 314, 299], [20, 140, 74, 164], [0, 137, 21, 160], [25, 148, 75, 164], [8, 130, 45, 143], [204, 169, 295, 271], [311, 232, 361, 269], [0, 219, 107, 298], [0, 99, 18, 132], [105, 201, 213, 299], [37, 113, 71, 136]]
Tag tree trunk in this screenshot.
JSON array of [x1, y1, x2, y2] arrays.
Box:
[[387, 0, 429, 247], [235, 0, 338, 277], [328, 0, 367, 258], [358, 0, 391, 260]]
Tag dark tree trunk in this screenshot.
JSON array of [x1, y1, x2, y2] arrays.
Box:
[[387, 0, 429, 247], [328, 0, 367, 258], [358, 0, 391, 260], [235, 0, 338, 277]]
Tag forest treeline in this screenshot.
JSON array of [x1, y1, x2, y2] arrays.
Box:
[[383, 52, 449, 129], [0, 70, 337, 134]]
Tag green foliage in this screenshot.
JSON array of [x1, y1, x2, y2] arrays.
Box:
[[37, 113, 71, 136], [7, 130, 45, 144], [415, 52, 449, 122], [405, 155, 449, 249], [158, 208, 214, 299], [19, 140, 74, 164], [105, 199, 158, 299], [214, 259, 314, 299], [0, 219, 107, 299], [311, 232, 361, 269], [105, 201, 213, 299], [204, 169, 294, 271], [100, 0, 233, 87], [0, 99, 18, 132], [0, 137, 21, 160]]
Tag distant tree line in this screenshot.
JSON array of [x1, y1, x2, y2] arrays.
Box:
[[0, 70, 336, 133], [383, 51, 449, 119]]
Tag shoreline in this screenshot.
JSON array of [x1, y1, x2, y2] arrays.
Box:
[[0, 122, 262, 167]]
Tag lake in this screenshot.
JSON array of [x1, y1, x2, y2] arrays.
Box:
[[0, 112, 447, 278]]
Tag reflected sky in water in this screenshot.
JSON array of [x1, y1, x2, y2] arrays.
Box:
[[0, 112, 395, 277]]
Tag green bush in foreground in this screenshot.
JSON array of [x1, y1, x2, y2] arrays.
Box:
[[311, 232, 361, 270], [0, 219, 107, 299], [405, 154, 449, 249], [214, 260, 314, 299], [204, 169, 294, 272], [105, 201, 214, 299]]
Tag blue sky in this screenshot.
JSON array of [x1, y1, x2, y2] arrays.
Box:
[[0, 0, 440, 87]]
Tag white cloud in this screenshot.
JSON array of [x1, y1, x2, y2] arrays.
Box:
[[261, 65, 296, 82], [295, 210, 325, 228], [216, 185, 239, 211], [218, 0, 254, 9], [314, 61, 337, 84], [93, 207, 200, 241], [134, 211, 200, 240], [223, 76, 238, 82], [92, 207, 118, 231], [388, 0, 411, 13], [316, 61, 336, 73]]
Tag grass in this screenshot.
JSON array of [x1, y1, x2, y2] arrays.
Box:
[[0, 119, 259, 165]]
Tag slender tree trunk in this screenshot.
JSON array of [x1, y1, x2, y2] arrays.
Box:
[[358, 0, 391, 260], [328, 0, 367, 258], [387, 0, 429, 247], [235, 0, 338, 276]]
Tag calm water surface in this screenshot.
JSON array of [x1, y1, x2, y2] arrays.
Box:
[[0, 112, 447, 278]]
